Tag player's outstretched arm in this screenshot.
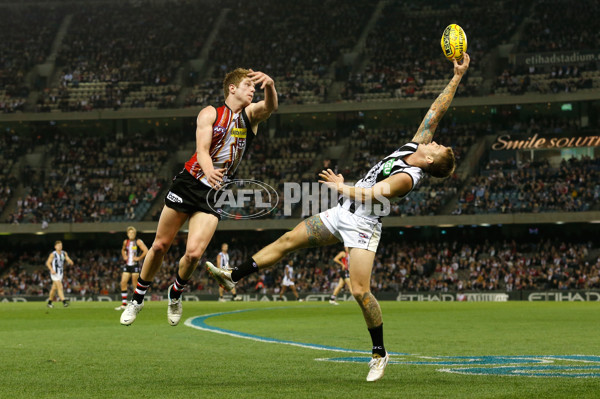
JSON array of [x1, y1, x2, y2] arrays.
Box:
[[412, 53, 470, 144], [318, 169, 413, 202], [246, 69, 278, 127]]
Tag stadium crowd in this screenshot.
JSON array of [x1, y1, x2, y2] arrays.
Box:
[[3, 116, 599, 223], [1, 237, 598, 297], [0, 6, 62, 109], [4, 129, 177, 224], [493, 0, 600, 96], [340, 0, 525, 102], [453, 156, 600, 215], [2, 0, 593, 113]]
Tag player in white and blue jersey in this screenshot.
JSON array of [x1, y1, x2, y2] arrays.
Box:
[[217, 243, 240, 302], [46, 240, 74, 308]]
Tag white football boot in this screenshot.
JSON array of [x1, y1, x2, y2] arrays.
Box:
[[205, 261, 236, 291], [167, 284, 183, 326], [120, 300, 144, 326], [366, 352, 389, 382]]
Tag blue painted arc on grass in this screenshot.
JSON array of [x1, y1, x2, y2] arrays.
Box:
[[185, 308, 600, 378], [185, 308, 407, 355]]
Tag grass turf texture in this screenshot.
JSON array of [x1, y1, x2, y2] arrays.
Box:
[[1, 301, 599, 398]]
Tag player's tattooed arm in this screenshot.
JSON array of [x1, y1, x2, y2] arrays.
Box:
[[357, 292, 383, 328], [303, 215, 339, 247], [412, 53, 470, 144]]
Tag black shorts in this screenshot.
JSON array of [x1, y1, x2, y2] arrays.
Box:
[[339, 269, 350, 279], [122, 265, 140, 274], [164, 170, 221, 219]]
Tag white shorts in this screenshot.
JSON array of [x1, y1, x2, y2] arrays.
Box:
[[282, 277, 295, 287], [319, 205, 382, 253], [51, 274, 63, 282]]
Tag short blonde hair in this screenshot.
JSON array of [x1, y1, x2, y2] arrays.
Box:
[[223, 68, 251, 99], [426, 147, 456, 178], [126, 226, 136, 234]]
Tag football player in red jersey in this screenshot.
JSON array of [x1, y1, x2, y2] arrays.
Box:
[[120, 68, 277, 326]]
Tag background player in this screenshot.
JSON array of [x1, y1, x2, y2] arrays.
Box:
[[46, 240, 74, 308], [115, 226, 148, 310], [216, 243, 241, 301], [121, 68, 277, 326], [207, 54, 470, 381], [278, 259, 302, 301], [330, 247, 352, 305]]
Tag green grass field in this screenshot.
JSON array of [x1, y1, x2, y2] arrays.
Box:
[[2, 300, 600, 398]]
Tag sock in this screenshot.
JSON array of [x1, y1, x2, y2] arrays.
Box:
[[169, 274, 188, 300], [231, 258, 259, 282], [121, 290, 128, 306], [330, 295, 336, 301], [368, 323, 386, 357], [48, 300, 52, 304], [132, 277, 151, 304]]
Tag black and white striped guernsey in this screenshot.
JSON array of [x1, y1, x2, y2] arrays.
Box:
[[51, 251, 66, 275], [340, 142, 424, 220], [218, 252, 229, 270]]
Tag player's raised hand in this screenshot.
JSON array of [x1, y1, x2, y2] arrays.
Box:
[[318, 169, 344, 189], [248, 69, 274, 89], [454, 53, 470, 76]]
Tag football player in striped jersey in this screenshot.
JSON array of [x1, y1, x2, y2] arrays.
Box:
[[207, 54, 470, 381], [121, 68, 277, 326]]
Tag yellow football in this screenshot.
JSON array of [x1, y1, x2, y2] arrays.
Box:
[[441, 24, 467, 61]]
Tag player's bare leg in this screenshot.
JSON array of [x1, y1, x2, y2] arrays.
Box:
[[131, 273, 139, 289], [168, 212, 219, 325], [291, 284, 301, 301], [333, 278, 345, 297], [121, 206, 188, 325], [140, 207, 189, 282], [349, 248, 389, 381], [278, 285, 287, 300], [177, 212, 218, 279], [47, 283, 57, 308], [207, 215, 339, 290], [56, 282, 65, 302], [116, 272, 131, 310], [344, 277, 353, 295], [254, 215, 340, 267]]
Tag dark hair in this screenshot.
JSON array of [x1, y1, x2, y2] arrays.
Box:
[[425, 147, 456, 178]]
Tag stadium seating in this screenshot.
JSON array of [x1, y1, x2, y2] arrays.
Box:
[[4, 130, 175, 224], [454, 156, 600, 215], [1, 237, 597, 296], [0, 0, 596, 112], [493, 0, 600, 95]]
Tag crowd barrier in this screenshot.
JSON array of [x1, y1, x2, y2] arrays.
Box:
[[3, 291, 600, 303]]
